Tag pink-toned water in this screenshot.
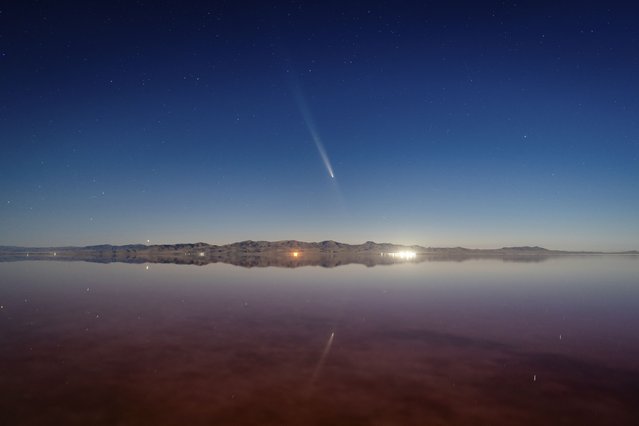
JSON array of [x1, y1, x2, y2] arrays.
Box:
[[1, 257, 638, 425]]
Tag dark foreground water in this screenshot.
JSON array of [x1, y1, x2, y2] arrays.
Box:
[[1, 256, 638, 425]]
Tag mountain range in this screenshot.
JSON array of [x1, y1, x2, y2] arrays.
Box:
[[0, 240, 636, 268]]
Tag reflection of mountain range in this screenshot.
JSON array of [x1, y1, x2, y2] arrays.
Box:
[[0, 241, 636, 268]]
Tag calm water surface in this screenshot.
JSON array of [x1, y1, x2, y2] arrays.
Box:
[[1, 257, 638, 425]]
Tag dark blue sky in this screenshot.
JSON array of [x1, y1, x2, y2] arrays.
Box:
[[1, 1, 638, 249]]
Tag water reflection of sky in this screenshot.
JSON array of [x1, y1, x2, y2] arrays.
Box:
[[1, 257, 638, 425]]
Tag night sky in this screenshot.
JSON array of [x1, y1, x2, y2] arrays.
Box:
[[1, 1, 638, 250]]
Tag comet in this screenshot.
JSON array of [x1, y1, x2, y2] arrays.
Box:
[[291, 82, 336, 179]]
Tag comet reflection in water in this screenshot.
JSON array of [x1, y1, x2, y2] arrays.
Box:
[[307, 331, 335, 392], [291, 83, 336, 179]]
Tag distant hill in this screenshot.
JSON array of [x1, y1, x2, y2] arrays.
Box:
[[501, 246, 549, 251]]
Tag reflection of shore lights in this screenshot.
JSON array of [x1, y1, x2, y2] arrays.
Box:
[[292, 251, 299, 257], [387, 251, 416, 260]]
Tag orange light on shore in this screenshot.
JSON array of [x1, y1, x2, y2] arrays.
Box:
[[292, 251, 299, 257]]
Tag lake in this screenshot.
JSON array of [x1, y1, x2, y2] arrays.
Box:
[[1, 256, 638, 425]]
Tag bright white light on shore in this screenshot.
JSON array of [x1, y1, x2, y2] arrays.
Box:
[[292, 251, 299, 258], [198, 252, 205, 257], [387, 251, 416, 260]]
